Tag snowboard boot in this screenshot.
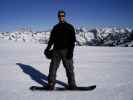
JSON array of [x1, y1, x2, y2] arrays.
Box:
[[46, 82, 55, 90], [67, 84, 77, 90]]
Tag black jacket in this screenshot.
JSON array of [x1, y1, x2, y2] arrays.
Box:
[[46, 21, 76, 55]]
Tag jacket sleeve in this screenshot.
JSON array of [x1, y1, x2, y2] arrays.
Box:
[[46, 26, 55, 50], [68, 25, 76, 56]]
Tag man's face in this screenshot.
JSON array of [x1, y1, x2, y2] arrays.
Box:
[[58, 13, 65, 22]]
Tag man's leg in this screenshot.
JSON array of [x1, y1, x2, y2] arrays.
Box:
[[61, 49, 77, 89], [48, 50, 61, 89]]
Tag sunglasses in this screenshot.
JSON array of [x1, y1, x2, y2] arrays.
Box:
[[58, 15, 65, 17]]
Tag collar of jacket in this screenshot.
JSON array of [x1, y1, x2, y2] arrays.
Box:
[[59, 21, 67, 24]]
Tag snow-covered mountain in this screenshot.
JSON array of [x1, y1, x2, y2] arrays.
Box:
[[76, 27, 133, 47], [0, 30, 50, 44], [0, 27, 133, 47]]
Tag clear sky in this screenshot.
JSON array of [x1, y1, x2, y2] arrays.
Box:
[[0, 0, 133, 32]]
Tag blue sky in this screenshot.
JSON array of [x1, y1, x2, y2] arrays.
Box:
[[0, 0, 133, 32]]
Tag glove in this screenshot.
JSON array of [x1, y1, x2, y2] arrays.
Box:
[[66, 51, 73, 59], [44, 49, 53, 59]]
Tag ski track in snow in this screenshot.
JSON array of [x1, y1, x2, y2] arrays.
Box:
[[0, 39, 133, 100]]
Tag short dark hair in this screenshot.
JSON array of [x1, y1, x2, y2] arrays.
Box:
[[58, 10, 66, 17]]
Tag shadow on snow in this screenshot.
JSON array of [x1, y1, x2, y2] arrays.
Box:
[[16, 63, 67, 87]]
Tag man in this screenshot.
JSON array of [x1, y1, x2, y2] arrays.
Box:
[[44, 10, 77, 90]]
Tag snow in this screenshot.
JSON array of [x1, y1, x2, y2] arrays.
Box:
[[0, 39, 133, 100]]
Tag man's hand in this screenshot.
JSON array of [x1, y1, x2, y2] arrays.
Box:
[[44, 49, 53, 59], [44, 48, 48, 55], [66, 51, 73, 59]]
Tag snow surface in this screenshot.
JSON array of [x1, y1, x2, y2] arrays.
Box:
[[0, 39, 133, 100]]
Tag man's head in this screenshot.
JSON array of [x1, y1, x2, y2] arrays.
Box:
[[58, 10, 65, 23]]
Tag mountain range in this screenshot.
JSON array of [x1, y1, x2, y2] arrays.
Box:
[[0, 27, 133, 47]]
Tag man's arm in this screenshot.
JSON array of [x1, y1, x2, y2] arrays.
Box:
[[45, 27, 55, 50], [67, 25, 76, 59], [70, 25, 76, 51]]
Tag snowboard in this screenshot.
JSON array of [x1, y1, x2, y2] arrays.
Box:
[[30, 85, 96, 91]]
